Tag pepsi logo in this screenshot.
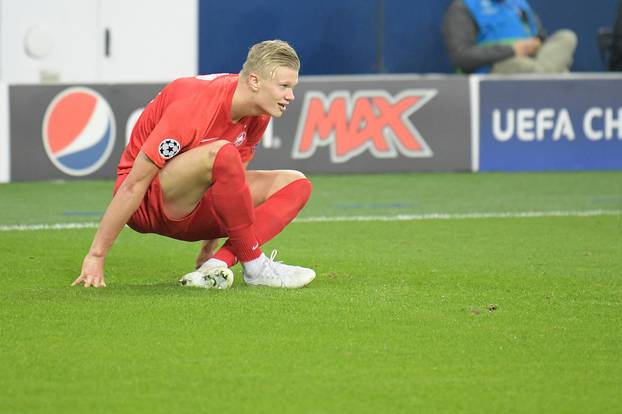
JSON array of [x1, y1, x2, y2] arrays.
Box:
[[42, 87, 116, 176]]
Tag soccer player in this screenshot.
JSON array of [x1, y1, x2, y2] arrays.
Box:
[[72, 40, 315, 289]]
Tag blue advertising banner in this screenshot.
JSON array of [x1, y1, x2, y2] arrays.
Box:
[[479, 77, 622, 171]]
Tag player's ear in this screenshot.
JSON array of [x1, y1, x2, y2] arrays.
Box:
[[248, 72, 261, 92]]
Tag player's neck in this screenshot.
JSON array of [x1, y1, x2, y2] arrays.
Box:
[[231, 79, 262, 122]]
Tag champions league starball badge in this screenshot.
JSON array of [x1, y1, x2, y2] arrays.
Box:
[[158, 138, 181, 159]]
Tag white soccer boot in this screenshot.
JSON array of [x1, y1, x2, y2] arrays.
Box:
[[179, 262, 234, 289], [243, 250, 316, 288]]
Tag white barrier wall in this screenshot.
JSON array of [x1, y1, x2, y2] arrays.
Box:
[[0, 0, 197, 84]]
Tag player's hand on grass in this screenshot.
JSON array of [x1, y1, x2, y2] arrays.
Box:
[[72, 254, 107, 288], [195, 239, 220, 268]]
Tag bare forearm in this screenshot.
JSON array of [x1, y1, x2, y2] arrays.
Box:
[[88, 153, 157, 258], [88, 184, 145, 257], [73, 152, 158, 288]]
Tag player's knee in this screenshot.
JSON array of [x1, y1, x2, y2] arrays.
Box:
[[275, 170, 311, 200], [287, 173, 312, 205], [277, 169, 307, 186], [290, 170, 307, 181], [212, 143, 245, 183], [297, 176, 313, 204]]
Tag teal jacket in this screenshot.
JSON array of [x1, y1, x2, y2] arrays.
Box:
[[463, 0, 539, 73]]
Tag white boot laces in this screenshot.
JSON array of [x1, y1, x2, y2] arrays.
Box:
[[263, 250, 284, 278]]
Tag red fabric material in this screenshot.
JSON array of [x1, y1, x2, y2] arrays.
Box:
[[208, 144, 261, 262], [213, 178, 313, 266], [117, 73, 269, 175], [115, 174, 225, 242]]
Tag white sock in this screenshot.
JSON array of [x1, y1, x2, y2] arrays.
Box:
[[242, 254, 267, 277], [202, 258, 228, 268]]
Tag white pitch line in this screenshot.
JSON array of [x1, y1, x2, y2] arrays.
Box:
[[0, 209, 620, 232], [294, 209, 622, 223], [0, 222, 100, 232]]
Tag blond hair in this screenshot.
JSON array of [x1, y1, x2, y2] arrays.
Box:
[[240, 40, 300, 79]]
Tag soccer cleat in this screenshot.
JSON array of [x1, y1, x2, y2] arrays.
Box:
[[243, 250, 316, 288], [179, 264, 234, 289]]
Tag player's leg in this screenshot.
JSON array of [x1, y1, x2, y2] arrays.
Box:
[[246, 169, 310, 207], [241, 170, 315, 287], [159, 140, 260, 289], [159, 141, 261, 261], [246, 169, 313, 247], [208, 170, 312, 266], [163, 144, 315, 288], [197, 169, 314, 288]]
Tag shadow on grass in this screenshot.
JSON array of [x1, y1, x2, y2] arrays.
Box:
[[111, 282, 242, 297], [109, 281, 324, 301]]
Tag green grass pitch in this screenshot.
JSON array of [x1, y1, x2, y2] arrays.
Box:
[[1, 171, 621, 413]]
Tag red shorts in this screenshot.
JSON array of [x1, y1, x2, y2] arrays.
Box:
[[114, 174, 226, 241]]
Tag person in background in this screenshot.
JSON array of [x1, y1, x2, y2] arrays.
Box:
[[443, 0, 577, 74], [610, 0, 622, 71]]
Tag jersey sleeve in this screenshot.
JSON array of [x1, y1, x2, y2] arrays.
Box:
[[140, 101, 197, 168], [239, 115, 270, 164]]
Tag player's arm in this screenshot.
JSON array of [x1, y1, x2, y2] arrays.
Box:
[[195, 239, 220, 268], [72, 152, 159, 288]]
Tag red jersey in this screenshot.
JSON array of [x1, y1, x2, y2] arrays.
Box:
[[117, 73, 270, 175]]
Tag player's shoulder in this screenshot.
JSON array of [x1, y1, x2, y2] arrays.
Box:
[[165, 74, 237, 112], [191, 73, 238, 93], [164, 73, 237, 96], [194, 73, 238, 84], [193, 74, 239, 106]]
